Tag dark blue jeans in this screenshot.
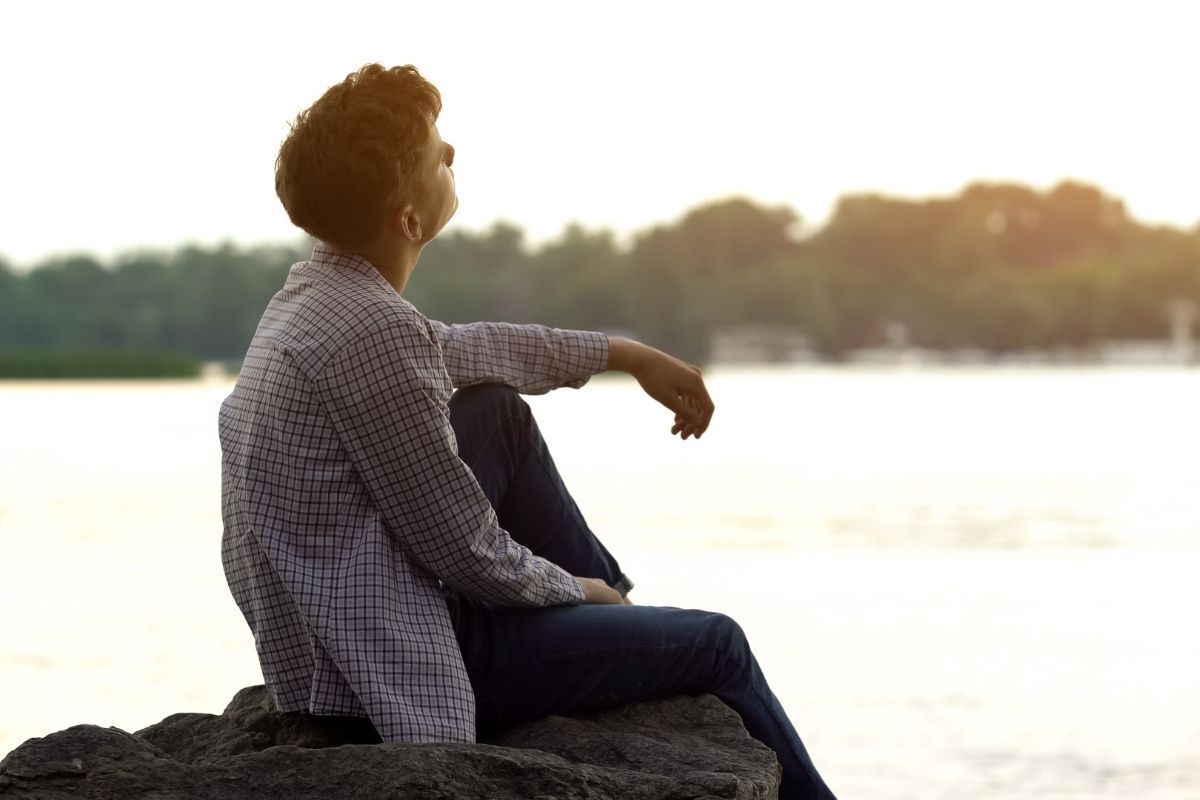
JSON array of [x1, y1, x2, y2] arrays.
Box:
[[443, 383, 837, 800]]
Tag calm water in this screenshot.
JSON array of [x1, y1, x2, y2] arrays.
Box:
[[2, 366, 1198, 799]]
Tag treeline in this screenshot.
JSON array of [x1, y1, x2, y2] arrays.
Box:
[[1, 180, 1197, 366], [0, 348, 201, 378]]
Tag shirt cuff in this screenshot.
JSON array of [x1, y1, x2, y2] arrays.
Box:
[[543, 557, 587, 604], [560, 330, 610, 389]]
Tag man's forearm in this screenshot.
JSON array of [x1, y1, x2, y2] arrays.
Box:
[[606, 335, 652, 373]]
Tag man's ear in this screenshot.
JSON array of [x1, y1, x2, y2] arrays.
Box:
[[396, 204, 422, 242]]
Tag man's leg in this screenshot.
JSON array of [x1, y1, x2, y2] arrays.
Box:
[[447, 382, 633, 598], [445, 383, 837, 800], [446, 594, 837, 800]]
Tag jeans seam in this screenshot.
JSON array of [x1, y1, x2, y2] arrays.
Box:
[[467, 412, 565, 540], [519, 421, 589, 543], [461, 414, 509, 477], [487, 641, 747, 672]]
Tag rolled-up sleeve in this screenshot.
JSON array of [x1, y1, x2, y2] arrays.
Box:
[[313, 319, 585, 607], [427, 319, 610, 394]]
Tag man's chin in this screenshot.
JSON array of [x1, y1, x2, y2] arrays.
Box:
[[430, 205, 459, 242]]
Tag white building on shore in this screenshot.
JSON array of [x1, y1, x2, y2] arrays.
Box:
[[708, 323, 819, 364]]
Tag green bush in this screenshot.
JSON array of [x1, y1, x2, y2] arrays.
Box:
[[0, 348, 202, 379]]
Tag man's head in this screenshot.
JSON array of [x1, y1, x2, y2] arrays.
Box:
[[275, 63, 457, 254]]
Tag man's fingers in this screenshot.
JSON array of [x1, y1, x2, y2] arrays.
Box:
[[672, 419, 699, 439], [668, 395, 707, 440], [676, 392, 703, 423], [663, 377, 712, 440], [688, 387, 713, 435], [683, 394, 706, 437]]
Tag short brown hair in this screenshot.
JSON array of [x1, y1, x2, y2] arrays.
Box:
[[275, 64, 442, 250]]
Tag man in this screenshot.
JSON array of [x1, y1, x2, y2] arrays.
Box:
[[219, 63, 836, 799]]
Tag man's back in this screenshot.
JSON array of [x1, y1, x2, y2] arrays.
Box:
[[219, 243, 478, 742]]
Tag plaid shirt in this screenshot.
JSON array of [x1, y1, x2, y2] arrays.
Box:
[[219, 241, 610, 743]]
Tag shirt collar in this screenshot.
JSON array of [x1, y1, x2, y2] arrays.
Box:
[[308, 241, 396, 293]]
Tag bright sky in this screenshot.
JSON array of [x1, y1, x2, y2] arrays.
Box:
[[2, 0, 1197, 267]]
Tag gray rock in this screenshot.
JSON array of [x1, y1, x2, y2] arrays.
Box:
[[0, 687, 780, 798]]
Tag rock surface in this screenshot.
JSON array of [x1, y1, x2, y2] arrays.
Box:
[[0, 686, 780, 798]]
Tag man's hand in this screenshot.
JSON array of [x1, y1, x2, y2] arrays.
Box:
[[607, 336, 714, 440], [575, 576, 626, 604]]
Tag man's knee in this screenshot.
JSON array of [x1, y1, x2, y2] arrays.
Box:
[[700, 611, 751, 664], [712, 611, 746, 640], [661, 609, 752, 693], [671, 608, 746, 651], [449, 382, 526, 417]]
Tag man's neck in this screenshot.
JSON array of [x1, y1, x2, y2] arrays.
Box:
[[350, 239, 424, 295]]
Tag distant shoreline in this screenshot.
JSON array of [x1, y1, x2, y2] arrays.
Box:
[[0, 349, 205, 379]]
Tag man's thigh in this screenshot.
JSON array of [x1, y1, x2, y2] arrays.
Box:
[[445, 591, 744, 736]]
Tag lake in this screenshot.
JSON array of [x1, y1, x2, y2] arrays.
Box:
[[2, 366, 1198, 798]]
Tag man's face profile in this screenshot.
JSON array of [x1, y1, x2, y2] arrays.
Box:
[[405, 122, 458, 244]]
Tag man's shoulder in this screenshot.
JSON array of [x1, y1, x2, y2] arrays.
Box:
[[259, 265, 434, 379]]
